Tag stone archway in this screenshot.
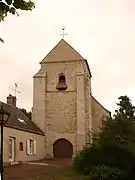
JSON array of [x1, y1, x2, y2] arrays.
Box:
[[53, 138, 73, 158]]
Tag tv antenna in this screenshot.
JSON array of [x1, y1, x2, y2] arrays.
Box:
[[8, 83, 21, 97]]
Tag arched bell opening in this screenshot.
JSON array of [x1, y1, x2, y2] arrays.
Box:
[[56, 74, 67, 90]]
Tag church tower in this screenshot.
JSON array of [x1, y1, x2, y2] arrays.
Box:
[[32, 39, 92, 158]]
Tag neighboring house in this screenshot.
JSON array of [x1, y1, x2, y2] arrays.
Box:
[[1, 94, 45, 164], [32, 39, 111, 159]]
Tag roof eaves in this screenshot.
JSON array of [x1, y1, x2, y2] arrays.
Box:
[[91, 95, 111, 116], [5, 124, 45, 136], [85, 59, 92, 77]]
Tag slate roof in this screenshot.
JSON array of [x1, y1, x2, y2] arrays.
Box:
[[0, 102, 44, 136]]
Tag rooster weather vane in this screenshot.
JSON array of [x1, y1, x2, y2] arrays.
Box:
[[60, 27, 68, 39]]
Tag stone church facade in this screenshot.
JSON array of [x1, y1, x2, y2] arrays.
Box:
[[32, 39, 110, 158]]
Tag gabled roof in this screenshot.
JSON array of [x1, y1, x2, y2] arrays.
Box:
[[40, 39, 84, 63], [0, 102, 44, 136]]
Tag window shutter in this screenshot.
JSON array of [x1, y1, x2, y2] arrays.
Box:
[[26, 140, 30, 155], [33, 140, 36, 155], [8, 139, 12, 158]]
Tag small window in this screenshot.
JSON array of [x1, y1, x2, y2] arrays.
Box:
[[56, 74, 67, 90], [19, 142, 23, 151], [26, 139, 36, 155], [29, 140, 34, 154]]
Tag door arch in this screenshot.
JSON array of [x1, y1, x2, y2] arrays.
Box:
[[53, 138, 73, 158]]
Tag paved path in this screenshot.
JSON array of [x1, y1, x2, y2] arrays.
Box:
[[4, 158, 73, 180]]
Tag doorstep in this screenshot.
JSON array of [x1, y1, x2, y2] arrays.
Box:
[[4, 161, 22, 168]]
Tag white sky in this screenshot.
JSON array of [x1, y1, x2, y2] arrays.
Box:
[[0, 0, 135, 114]]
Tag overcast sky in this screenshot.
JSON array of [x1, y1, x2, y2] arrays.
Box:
[[0, 0, 135, 114]]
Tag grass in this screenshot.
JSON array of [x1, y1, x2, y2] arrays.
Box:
[[29, 166, 89, 180]]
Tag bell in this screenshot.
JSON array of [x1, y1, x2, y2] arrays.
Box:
[[56, 75, 67, 90], [56, 82, 67, 90]]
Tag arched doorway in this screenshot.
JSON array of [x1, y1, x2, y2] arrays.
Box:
[[53, 138, 73, 158]]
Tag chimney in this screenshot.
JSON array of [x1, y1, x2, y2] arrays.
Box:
[[7, 94, 16, 107]]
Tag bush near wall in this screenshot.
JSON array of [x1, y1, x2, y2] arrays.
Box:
[[74, 96, 135, 180]]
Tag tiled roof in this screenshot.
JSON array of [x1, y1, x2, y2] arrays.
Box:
[[0, 102, 44, 136]]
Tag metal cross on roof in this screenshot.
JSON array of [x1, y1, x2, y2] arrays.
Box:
[[60, 27, 68, 39]]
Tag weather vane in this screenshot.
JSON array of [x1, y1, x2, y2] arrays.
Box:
[[60, 27, 68, 39]]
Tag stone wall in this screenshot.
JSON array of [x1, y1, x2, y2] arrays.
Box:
[[32, 74, 46, 132], [43, 61, 78, 157], [32, 58, 93, 157], [46, 92, 76, 133]]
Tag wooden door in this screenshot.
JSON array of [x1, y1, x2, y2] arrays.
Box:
[[53, 139, 73, 158], [9, 137, 15, 162]]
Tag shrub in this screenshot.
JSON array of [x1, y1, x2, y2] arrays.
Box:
[[74, 145, 104, 174], [74, 96, 135, 179], [89, 165, 129, 180], [74, 147, 91, 174]]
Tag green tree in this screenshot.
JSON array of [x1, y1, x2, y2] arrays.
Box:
[[0, 0, 35, 42], [20, 108, 32, 120], [114, 96, 135, 120], [74, 95, 135, 180]]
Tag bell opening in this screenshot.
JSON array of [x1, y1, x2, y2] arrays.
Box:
[[56, 75, 67, 90]]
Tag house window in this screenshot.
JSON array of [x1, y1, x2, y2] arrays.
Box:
[[56, 74, 67, 90], [26, 139, 36, 155], [29, 139, 34, 154], [19, 142, 23, 151]]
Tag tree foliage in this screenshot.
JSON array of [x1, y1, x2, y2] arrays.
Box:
[[0, 0, 35, 42], [0, 0, 35, 22], [20, 108, 32, 120], [74, 95, 135, 180]]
